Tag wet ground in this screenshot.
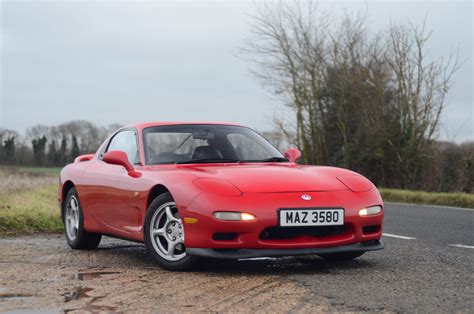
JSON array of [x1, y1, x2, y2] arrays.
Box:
[[0, 235, 322, 313], [1, 203, 473, 313]]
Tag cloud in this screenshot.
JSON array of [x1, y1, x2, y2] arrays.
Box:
[[1, 0, 472, 141]]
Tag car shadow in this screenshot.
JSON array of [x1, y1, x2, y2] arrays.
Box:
[[195, 256, 377, 275], [94, 240, 379, 275]]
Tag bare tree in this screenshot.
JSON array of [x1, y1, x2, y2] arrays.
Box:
[[242, 0, 462, 189], [386, 20, 461, 187]]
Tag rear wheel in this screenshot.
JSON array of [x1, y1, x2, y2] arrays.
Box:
[[144, 192, 199, 271], [318, 251, 365, 261], [63, 188, 101, 250]]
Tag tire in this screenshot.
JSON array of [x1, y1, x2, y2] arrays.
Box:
[[63, 188, 102, 250], [318, 251, 365, 261], [144, 192, 199, 271]]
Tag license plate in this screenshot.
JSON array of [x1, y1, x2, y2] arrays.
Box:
[[279, 208, 344, 227]]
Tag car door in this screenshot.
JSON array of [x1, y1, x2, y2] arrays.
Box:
[[81, 129, 141, 234]]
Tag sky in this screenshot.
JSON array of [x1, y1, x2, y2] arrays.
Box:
[[0, 0, 472, 142]]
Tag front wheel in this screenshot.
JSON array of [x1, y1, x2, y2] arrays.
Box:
[[63, 188, 101, 250], [318, 251, 365, 261], [144, 192, 199, 271]]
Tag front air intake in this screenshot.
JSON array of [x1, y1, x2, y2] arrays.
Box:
[[212, 233, 237, 241], [260, 225, 346, 240]]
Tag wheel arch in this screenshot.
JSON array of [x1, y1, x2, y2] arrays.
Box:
[[147, 184, 171, 210], [61, 180, 75, 219]]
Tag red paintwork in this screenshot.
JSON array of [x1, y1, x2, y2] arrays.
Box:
[[193, 178, 242, 197], [59, 122, 383, 248], [74, 154, 94, 163]]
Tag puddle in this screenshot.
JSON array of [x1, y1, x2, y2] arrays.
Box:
[[6, 310, 61, 314], [83, 299, 118, 312], [65, 303, 117, 313], [63, 287, 117, 312], [72, 271, 120, 281], [0, 292, 33, 302], [63, 287, 93, 302]]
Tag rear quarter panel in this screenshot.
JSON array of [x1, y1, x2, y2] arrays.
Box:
[[58, 161, 91, 210]]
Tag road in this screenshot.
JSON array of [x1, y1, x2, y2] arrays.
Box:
[[0, 203, 473, 313]]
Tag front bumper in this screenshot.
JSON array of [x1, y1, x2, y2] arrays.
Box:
[[187, 239, 384, 259], [181, 190, 384, 250]]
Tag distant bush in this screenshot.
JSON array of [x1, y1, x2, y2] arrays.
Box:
[[418, 141, 473, 193]]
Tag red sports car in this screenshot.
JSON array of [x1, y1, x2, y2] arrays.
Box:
[[59, 122, 384, 270]]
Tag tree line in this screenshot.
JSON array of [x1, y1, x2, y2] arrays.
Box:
[[0, 120, 121, 167], [242, 1, 472, 193], [0, 119, 472, 193]]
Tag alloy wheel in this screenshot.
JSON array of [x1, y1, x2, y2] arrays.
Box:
[[149, 202, 186, 261], [65, 196, 80, 241]]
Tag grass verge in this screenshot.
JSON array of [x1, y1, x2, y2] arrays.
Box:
[[16, 166, 61, 176], [0, 184, 62, 236], [380, 188, 474, 209]]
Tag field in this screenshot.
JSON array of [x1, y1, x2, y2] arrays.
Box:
[[0, 167, 62, 235], [0, 166, 472, 236], [0, 166, 59, 196]]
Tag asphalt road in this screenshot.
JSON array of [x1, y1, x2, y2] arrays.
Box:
[[0, 203, 472, 313], [291, 202, 474, 312]]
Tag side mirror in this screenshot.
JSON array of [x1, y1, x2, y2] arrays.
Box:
[[284, 148, 302, 163], [103, 150, 141, 178]]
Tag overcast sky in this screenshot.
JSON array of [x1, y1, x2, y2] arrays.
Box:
[[1, 0, 472, 142]]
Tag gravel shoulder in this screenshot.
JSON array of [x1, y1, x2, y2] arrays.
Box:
[[0, 235, 325, 313], [1, 233, 472, 313]]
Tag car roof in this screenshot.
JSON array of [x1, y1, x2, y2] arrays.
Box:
[[124, 121, 243, 131]]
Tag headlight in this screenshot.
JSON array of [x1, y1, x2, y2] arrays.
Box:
[[359, 205, 382, 217], [213, 212, 256, 221]]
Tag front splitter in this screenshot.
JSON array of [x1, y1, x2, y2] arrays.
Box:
[[187, 239, 384, 259]]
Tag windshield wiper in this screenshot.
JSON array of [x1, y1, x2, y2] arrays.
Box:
[[176, 158, 240, 164], [259, 157, 289, 162]]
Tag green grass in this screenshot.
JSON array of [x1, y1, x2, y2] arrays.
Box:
[[0, 184, 63, 236], [16, 166, 61, 176], [380, 188, 474, 209]]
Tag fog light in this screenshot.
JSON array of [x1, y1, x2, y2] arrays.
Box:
[[359, 206, 382, 217], [213, 212, 256, 221]]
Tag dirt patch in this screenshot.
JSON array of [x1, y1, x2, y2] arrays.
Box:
[[0, 234, 327, 313]]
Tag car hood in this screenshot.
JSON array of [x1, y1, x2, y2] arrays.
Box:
[[174, 163, 353, 193]]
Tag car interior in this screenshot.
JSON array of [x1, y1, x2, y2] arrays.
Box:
[[145, 133, 241, 165]]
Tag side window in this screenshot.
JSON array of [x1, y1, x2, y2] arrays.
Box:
[[106, 130, 140, 165]]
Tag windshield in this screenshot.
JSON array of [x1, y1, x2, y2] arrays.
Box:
[[143, 124, 286, 165]]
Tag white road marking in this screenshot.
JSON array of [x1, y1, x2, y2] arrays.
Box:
[[238, 257, 278, 261], [448, 244, 474, 249], [382, 233, 416, 240], [385, 201, 474, 211]]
